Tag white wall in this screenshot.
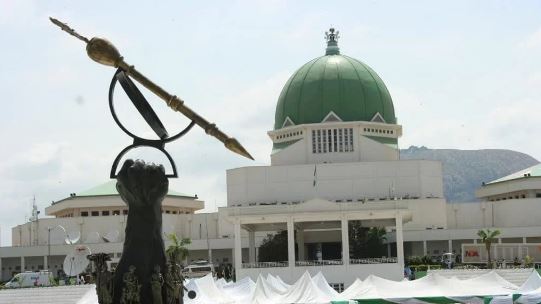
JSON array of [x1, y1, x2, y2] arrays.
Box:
[[9, 212, 272, 249], [270, 122, 401, 166], [476, 177, 541, 199], [404, 199, 447, 229], [271, 138, 308, 166], [446, 198, 541, 229], [227, 160, 444, 207], [358, 136, 399, 162]]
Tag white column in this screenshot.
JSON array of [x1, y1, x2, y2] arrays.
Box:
[[287, 218, 295, 267], [297, 229, 305, 261], [448, 240, 453, 253], [341, 218, 349, 265], [498, 238, 502, 244], [395, 213, 404, 267], [43, 255, 48, 271], [20, 256, 25, 272], [423, 240, 427, 256], [248, 230, 256, 264], [234, 221, 242, 273], [473, 239, 477, 244], [523, 237, 527, 244]]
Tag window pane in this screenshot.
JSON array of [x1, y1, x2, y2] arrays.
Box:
[[328, 130, 332, 152], [322, 129, 327, 153], [312, 130, 316, 153], [317, 130, 321, 153], [333, 129, 338, 151], [338, 129, 343, 152], [349, 128, 354, 151]]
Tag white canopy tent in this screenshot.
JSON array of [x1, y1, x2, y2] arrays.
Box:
[[3, 270, 540, 304], [183, 270, 541, 304]]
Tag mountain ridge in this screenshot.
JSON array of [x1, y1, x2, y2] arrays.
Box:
[[400, 146, 539, 202]]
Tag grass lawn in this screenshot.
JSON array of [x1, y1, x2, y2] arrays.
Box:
[[415, 271, 427, 279]]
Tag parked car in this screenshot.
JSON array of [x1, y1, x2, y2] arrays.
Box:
[[182, 260, 214, 279], [4, 271, 54, 288]]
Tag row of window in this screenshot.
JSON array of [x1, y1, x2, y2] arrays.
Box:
[[363, 127, 394, 135], [79, 209, 191, 217], [276, 130, 303, 140], [501, 195, 526, 201], [238, 195, 433, 207], [311, 128, 354, 154], [80, 210, 127, 217], [489, 194, 531, 201], [334, 196, 427, 203]]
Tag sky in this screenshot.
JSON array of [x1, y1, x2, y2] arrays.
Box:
[[1, 0, 541, 246]]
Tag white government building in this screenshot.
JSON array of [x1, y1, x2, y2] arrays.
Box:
[[2, 30, 541, 287]]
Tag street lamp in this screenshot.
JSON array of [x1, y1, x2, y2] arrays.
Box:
[[47, 225, 67, 271]]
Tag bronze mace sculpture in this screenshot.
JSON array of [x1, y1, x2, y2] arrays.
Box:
[[49, 17, 254, 161], [50, 17, 251, 303]]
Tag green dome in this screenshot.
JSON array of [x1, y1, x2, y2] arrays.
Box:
[[274, 35, 396, 130]]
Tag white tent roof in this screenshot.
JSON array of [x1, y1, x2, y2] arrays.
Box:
[[184, 270, 522, 304], [3, 270, 540, 304]]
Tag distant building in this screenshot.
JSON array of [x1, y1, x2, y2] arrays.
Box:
[[2, 29, 541, 287]]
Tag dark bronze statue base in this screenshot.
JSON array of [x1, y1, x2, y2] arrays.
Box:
[[114, 159, 168, 304], [88, 159, 194, 304]]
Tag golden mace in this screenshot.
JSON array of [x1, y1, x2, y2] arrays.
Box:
[[49, 17, 254, 160]]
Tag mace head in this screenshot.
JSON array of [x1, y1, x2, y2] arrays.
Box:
[[86, 37, 122, 67]]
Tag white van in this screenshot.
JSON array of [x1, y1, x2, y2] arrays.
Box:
[[4, 271, 54, 288], [182, 260, 214, 279]]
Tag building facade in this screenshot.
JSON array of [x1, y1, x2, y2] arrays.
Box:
[[2, 29, 541, 287]]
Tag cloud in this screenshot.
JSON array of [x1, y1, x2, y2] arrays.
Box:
[[0, 141, 116, 245], [520, 27, 541, 49], [393, 82, 541, 159], [486, 98, 541, 152], [0, 0, 38, 27]]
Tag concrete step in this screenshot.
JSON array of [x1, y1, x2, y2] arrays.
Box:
[[0, 285, 95, 304]]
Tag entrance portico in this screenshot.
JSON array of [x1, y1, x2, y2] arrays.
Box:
[[225, 198, 410, 286]]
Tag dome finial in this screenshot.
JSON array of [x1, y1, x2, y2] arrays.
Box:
[[325, 27, 340, 55]]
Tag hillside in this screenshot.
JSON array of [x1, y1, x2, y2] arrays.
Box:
[[400, 146, 539, 202]]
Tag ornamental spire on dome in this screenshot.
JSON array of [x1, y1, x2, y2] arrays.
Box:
[[325, 27, 340, 55]]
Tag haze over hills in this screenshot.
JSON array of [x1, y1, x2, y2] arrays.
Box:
[[400, 146, 540, 202]]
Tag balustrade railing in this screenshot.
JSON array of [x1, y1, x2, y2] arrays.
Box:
[[350, 257, 397, 264], [295, 259, 343, 266], [241, 257, 397, 268], [242, 261, 288, 268]]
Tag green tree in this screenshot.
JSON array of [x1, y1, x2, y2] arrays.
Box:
[[477, 228, 500, 269], [366, 227, 387, 257], [349, 222, 388, 258], [349, 221, 369, 259], [258, 231, 288, 262], [165, 233, 191, 264]]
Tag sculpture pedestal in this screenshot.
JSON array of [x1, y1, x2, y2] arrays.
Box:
[[114, 159, 168, 304], [89, 159, 194, 304]]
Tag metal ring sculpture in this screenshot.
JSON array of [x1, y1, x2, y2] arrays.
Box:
[[108, 68, 195, 178]]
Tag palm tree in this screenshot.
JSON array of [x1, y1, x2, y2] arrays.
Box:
[[166, 233, 191, 264], [477, 228, 501, 269]]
